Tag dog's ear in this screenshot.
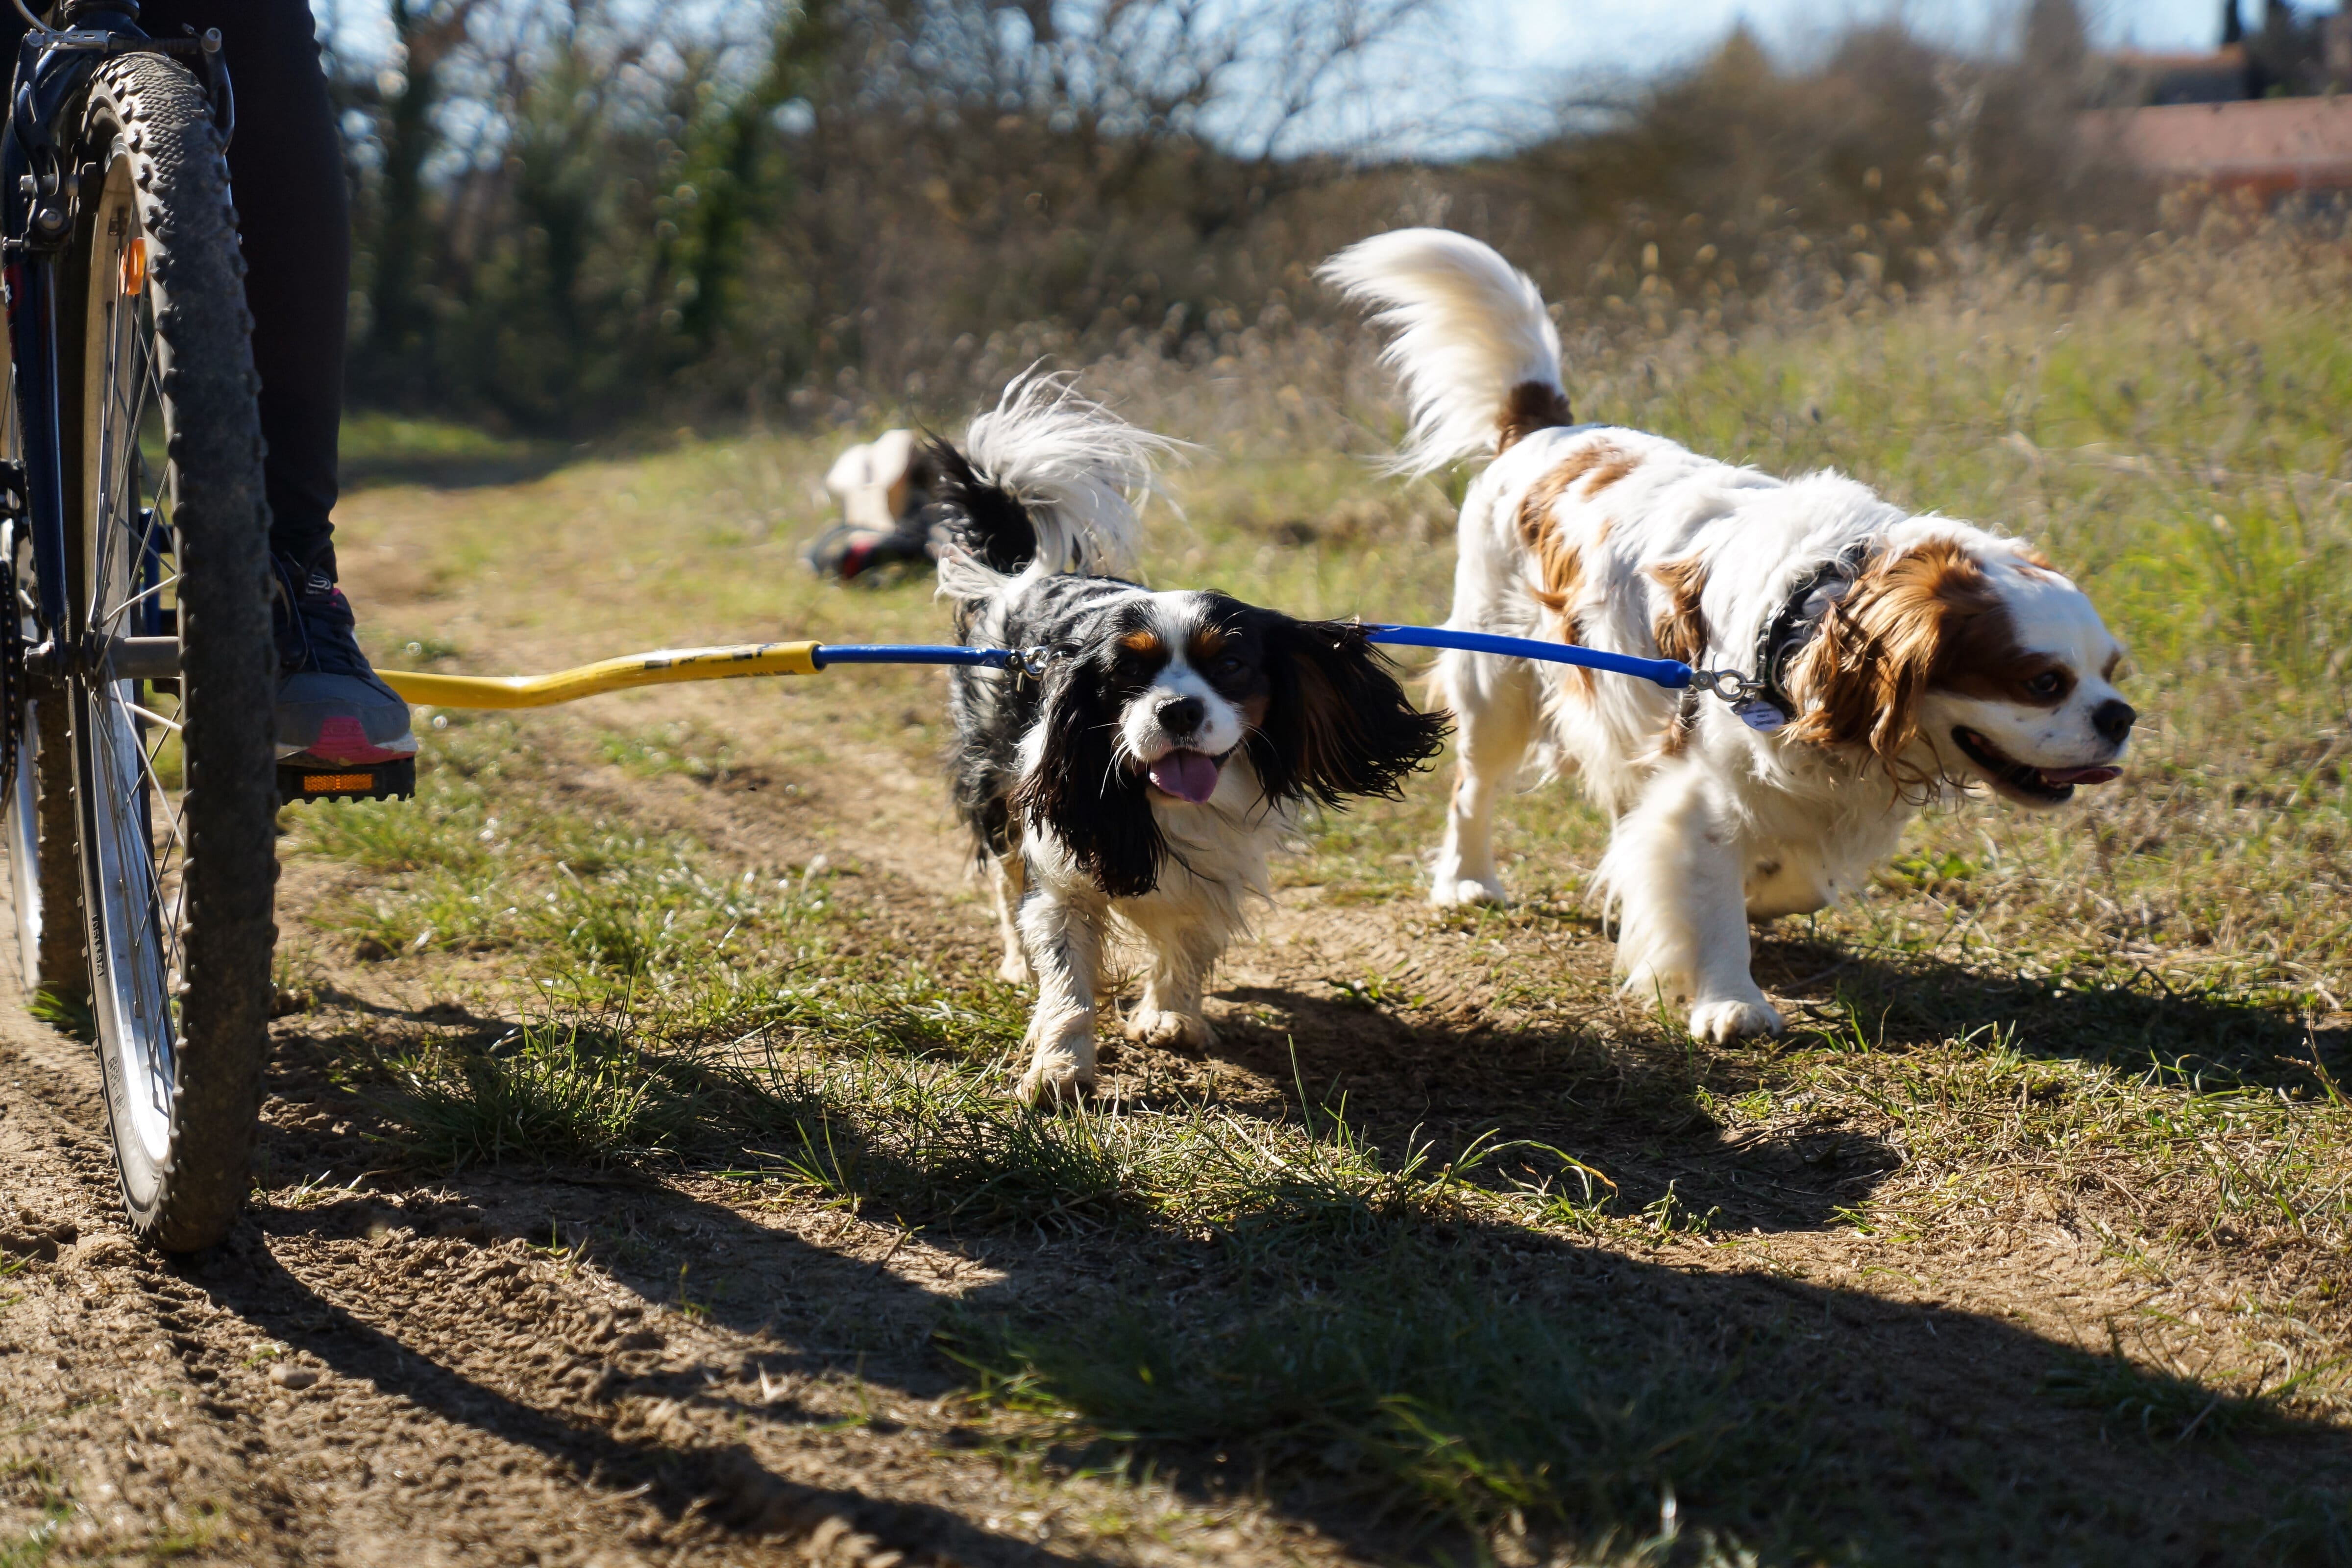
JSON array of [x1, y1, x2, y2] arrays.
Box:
[[1012, 656, 1165, 898], [1787, 539, 1998, 783], [1247, 618, 1450, 808]]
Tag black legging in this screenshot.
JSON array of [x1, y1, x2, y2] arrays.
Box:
[[0, 0, 346, 574]]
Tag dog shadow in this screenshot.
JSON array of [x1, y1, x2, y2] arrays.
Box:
[[1751, 932, 2344, 1090], [1192, 981, 1900, 1235]]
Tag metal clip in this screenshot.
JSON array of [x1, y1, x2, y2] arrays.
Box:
[[1690, 668, 1762, 702], [1007, 644, 1065, 681], [1691, 668, 1791, 733]]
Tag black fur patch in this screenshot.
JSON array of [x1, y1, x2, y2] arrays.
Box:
[[947, 580, 1448, 903], [1245, 616, 1450, 809], [1010, 634, 1166, 898], [924, 437, 1038, 574]]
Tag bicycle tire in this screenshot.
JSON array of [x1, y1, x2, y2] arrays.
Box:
[[65, 54, 277, 1252]]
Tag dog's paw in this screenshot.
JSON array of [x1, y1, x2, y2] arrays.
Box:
[[997, 952, 1034, 986], [1124, 1007, 1213, 1050], [1017, 1053, 1097, 1108], [1687, 997, 1784, 1042], [1430, 875, 1505, 909]]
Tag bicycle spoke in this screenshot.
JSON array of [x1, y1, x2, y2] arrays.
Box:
[[88, 690, 186, 988], [116, 697, 180, 733], [98, 568, 182, 631]]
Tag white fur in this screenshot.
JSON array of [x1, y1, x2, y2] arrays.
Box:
[[957, 369, 1181, 580], [1335, 231, 2131, 1041], [1009, 591, 1287, 1104], [1318, 228, 1566, 475]]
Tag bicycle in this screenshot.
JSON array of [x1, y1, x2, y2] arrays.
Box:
[[0, 1, 401, 1253]]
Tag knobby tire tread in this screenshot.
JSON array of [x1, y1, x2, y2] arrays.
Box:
[[75, 55, 276, 1252]]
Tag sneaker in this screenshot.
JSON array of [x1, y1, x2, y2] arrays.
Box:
[[272, 557, 418, 766]]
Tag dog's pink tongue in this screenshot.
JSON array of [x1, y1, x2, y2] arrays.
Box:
[[1148, 750, 1222, 803], [2042, 765, 2122, 786]]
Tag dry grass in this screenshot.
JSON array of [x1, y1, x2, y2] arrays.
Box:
[[269, 220, 2352, 1564]]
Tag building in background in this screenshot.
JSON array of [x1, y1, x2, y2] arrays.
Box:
[[2084, 0, 2352, 196]]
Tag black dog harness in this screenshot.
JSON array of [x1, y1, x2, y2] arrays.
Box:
[[1733, 542, 1873, 732]]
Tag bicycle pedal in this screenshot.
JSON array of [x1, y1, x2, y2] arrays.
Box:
[[278, 758, 416, 806]]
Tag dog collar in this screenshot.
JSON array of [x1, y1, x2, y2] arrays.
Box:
[[1737, 542, 1872, 733]]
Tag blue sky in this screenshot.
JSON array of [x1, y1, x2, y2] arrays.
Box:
[[317, 0, 2282, 74], [1481, 0, 2281, 83], [314, 0, 2330, 156]]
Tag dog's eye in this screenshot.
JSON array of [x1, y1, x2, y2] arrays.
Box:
[[2026, 670, 2066, 698], [1212, 655, 1246, 677]]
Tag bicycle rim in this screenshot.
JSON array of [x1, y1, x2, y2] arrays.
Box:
[[3, 394, 38, 991], [74, 156, 183, 1179]]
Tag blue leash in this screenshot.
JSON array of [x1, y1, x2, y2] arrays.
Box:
[[1361, 625, 1694, 690], [812, 627, 1775, 720]]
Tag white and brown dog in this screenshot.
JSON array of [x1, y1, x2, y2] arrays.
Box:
[[1324, 229, 2134, 1041]]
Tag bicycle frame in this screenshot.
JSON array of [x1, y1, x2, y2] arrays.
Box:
[[0, 0, 228, 660]]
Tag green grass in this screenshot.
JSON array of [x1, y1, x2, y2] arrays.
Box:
[[291, 227, 2352, 1564]]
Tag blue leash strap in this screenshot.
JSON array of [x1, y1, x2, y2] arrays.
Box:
[[809, 643, 1023, 670], [1362, 624, 1695, 691], [811, 630, 1772, 719]]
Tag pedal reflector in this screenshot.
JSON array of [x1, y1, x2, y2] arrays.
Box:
[[278, 757, 417, 806]]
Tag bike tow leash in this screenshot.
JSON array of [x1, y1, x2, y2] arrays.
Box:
[[373, 627, 1777, 717]]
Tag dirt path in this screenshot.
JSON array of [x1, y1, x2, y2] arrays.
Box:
[[0, 717, 2294, 1564], [4, 474, 2349, 1564]]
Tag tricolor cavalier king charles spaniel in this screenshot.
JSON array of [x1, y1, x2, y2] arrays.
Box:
[[930, 378, 1447, 1103], [1324, 229, 2135, 1042]]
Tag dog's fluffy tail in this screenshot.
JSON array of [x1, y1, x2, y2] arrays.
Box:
[[1320, 228, 1569, 476], [928, 371, 1176, 595]]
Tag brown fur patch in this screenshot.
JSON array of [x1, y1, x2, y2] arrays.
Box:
[[1120, 629, 1163, 656], [1645, 554, 1710, 667], [1936, 627, 2071, 708], [1496, 379, 1574, 454], [1187, 625, 1228, 663], [1785, 537, 2024, 782], [1583, 448, 1641, 493], [1515, 441, 1639, 549], [1523, 526, 1593, 696], [1658, 693, 1697, 756]]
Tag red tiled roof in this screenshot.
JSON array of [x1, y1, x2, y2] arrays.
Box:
[[2083, 96, 2352, 192], [2107, 45, 2246, 72]]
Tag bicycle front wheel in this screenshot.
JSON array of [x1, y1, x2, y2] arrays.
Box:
[[67, 55, 278, 1252]]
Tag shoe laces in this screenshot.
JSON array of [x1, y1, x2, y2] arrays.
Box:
[[270, 554, 341, 674]]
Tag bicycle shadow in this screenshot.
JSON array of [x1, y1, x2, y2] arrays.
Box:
[[192, 1195, 1048, 1566]]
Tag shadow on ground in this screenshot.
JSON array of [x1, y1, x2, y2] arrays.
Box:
[[1753, 932, 2342, 1089], [215, 1136, 2352, 1568], [339, 445, 574, 492]]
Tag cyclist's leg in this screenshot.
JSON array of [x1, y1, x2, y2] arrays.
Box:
[[139, 0, 414, 768]]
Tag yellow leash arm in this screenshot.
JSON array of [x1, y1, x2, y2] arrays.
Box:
[[377, 641, 822, 710]]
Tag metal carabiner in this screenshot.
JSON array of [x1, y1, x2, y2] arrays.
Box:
[[1690, 668, 1762, 702], [1007, 644, 1067, 682]]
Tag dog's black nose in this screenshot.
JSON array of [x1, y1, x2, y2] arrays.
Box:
[[1157, 695, 1204, 734], [2092, 699, 2137, 745]]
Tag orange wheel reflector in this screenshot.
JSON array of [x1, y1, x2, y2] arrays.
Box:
[[118, 236, 146, 296], [301, 773, 373, 793]]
